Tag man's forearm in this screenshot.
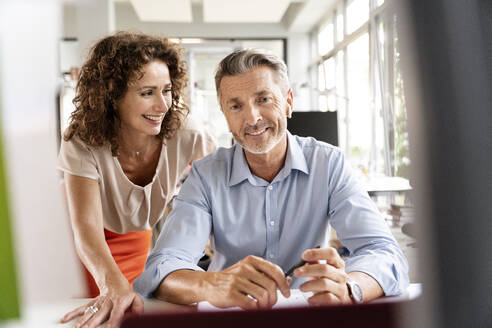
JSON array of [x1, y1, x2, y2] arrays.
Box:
[[348, 271, 384, 302], [155, 270, 209, 304]]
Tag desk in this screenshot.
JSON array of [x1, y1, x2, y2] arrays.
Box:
[[360, 175, 412, 195], [4, 284, 422, 327], [4, 298, 194, 328]]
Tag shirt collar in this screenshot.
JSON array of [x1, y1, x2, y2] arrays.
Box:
[[274, 131, 309, 182], [228, 143, 252, 187], [228, 131, 309, 187]]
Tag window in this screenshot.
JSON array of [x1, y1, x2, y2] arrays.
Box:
[[318, 20, 334, 55], [346, 0, 369, 34], [318, 63, 328, 111], [393, 21, 410, 178], [336, 10, 344, 42], [324, 57, 336, 90], [347, 33, 371, 169], [335, 51, 347, 149], [311, 0, 410, 179], [373, 20, 386, 174]]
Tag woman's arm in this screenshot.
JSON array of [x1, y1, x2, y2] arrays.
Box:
[[60, 173, 143, 328], [65, 173, 123, 288]]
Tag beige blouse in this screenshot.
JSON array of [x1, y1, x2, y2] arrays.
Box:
[[57, 117, 217, 234]]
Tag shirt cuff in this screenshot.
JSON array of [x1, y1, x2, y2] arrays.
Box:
[[344, 246, 409, 296], [134, 256, 203, 298]]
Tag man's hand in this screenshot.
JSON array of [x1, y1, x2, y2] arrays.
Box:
[[293, 247, 352, 305], [202, 255, 291, 310]]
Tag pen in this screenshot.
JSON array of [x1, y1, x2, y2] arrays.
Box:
[[284, 245, 321, 277]]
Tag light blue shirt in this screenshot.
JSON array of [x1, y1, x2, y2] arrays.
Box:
[[134, 132, 409, 298]]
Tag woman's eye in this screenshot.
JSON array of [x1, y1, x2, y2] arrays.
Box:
[[260, 97, 269, 103], [163, 89, 172, 94], [141, 91, 152, 96], [231, 105, 240, 110]]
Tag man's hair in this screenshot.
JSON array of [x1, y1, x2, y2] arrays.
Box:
[[214, 49, 290, 97], [64, 31, 189, 156]]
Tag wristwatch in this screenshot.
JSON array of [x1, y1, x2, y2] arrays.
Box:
[[346, 278, 363, 304]]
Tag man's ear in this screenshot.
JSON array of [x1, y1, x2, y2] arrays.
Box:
[[286, 88, 294, 118]]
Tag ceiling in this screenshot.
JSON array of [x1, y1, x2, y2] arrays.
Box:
[[113, 0, 337, 32]]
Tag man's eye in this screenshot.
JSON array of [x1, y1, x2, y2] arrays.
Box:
[[141, 91, 152, 96], [259, 97, 269, 103], [231, 105, 240, 110]]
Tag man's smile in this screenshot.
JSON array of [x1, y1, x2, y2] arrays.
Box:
[[246, 127, 268, 136]]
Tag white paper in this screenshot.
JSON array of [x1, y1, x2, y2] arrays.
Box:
[[197, 289, 312, 311]]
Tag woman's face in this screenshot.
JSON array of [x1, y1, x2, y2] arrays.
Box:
[[117, 60, 172, 137]]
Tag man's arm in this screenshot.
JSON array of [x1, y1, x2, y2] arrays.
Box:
[[295, 149, 409, 304], [155, 256, 291, 309]]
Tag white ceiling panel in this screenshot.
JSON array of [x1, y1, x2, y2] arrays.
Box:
[[130, 0, 192, 22], [203, 0, 292, 23], [287, 0, 338, 32]]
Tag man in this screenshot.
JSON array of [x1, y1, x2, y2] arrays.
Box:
[[134, 49, 409, 309]]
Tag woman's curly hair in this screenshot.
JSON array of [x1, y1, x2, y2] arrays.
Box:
[[64, 31, 189, 156]]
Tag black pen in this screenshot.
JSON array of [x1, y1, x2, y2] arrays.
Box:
[[284, 245, 321, 277]]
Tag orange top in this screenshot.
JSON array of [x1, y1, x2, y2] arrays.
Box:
[[84, 229, 152, 298]]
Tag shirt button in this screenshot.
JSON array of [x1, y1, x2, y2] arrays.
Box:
[[270, 220, 275, 226], [268, 185, 273, 191], [269, 253, 275, 259]]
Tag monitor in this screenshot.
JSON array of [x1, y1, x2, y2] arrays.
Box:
[[287, 111, 338, 146]]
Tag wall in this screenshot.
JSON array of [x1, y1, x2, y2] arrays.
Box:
[[62, 1, 313, 110]]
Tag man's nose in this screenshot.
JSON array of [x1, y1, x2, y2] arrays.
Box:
[[243, 104, 262, 125]]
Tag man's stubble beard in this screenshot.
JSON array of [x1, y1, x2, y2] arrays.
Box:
[[233, 126, 286, 155]]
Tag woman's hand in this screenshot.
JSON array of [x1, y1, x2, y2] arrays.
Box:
[[60, 283, 144, 328]]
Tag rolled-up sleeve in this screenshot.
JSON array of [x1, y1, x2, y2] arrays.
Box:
[[327, 150, 409, 296], [133, 164, 213, 298]]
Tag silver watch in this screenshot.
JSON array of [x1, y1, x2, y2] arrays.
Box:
[[346, 278, 363, 303]]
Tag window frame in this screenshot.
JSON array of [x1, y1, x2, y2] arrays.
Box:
[[310, 0, 404, 177]]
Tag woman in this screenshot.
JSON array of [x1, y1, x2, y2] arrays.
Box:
[[58, 32, 216, 327]]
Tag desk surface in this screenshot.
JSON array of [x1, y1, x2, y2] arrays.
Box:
[[4, 298, 194, 328], [360, 175, 412, 194], [4, 284, 422, 328]]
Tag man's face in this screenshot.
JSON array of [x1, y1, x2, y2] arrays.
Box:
[[218, 66, 292, 155]]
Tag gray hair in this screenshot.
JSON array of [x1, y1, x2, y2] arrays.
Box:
[[214, 48, 290, 96]]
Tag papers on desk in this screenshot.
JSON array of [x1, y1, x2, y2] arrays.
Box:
[[197, 284, 423, 311], [197, 289, 313, 311]]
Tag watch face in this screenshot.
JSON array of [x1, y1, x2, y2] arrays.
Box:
[[347, 279, 363, 303], [352, 283, 363, 302]]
